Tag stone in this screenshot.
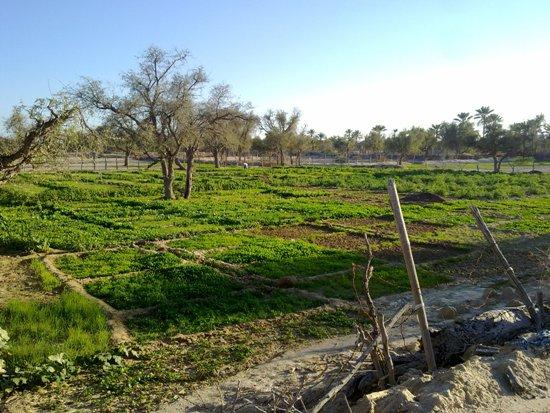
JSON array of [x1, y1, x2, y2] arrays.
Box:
[[439, 306, 458, 320]]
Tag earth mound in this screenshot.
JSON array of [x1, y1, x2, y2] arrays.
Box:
[[401, 192, 446, 203]]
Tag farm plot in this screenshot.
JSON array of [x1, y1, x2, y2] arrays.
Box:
[[0, 165, 548, 411]]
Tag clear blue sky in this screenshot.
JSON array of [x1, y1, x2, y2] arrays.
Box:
[[2, 0, 550, 134]]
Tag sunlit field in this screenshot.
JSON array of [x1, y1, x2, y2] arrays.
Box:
[[0, 164, 548, 409]]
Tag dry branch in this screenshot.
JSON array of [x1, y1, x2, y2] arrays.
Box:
[[309, 303, 412, 413], [470, 206, 542, 330]]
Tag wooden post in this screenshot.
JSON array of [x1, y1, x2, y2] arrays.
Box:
[[115, 157, 119, 170], [470, 206, 542, 330], [387, 179, 437, 372], [104, 157, 107, 170]]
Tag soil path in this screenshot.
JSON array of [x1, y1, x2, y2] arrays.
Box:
[[157, 275, 549, 412]]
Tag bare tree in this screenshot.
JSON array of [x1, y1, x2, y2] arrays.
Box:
[[175, 84, 249, 197], [261, 109, 301, 166], [75, 46, 207, 199], [201, 86, 252, 168], [230, 113, 259, 165]]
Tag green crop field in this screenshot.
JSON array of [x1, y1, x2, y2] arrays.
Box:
[[0, 164, 548, 410]]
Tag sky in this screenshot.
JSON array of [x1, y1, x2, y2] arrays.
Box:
[[1, 0, 550, 135]]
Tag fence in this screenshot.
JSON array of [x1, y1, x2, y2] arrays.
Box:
[[21, 154, 550, 173]]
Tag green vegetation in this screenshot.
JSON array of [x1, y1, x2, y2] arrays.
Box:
[[297, 261, 448, 300], [172, 232, 363, 278], [127, 289, 320, 339], [0, 292, 109, 367], [0, 165, 547, 410], [85, 264, 239, 310], [56, 249, 181, 278], [0, 167, 547, 254], [28, 258, 62, 292]]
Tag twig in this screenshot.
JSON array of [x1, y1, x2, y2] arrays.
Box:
[[309, 303, 412, 413], [377, 313, 396, 385]]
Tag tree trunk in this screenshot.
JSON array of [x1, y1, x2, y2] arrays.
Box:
[[398, 154, 403, 166], [213, 148, 220, 168], [497, 156, 506, 173], [124, 150, 130, 167], [279, 148, 285, 166], [493, 156, 500, 173], [183, 149, 194, 199], [161, 158, 175, 200]]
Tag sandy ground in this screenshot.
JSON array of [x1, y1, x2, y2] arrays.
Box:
[[158, 275, 549, 412]]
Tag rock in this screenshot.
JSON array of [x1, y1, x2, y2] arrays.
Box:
[[439, 306, 458, 320], [276, 276, 298, 288], [501, 286, 517, 301]]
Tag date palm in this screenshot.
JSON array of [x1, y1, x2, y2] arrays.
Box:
[[474, 106, 494, 137], [454, 112, 472, 124]]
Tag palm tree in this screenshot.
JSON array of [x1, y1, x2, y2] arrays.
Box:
[[306, 128, 316, 150], [429, 123, 442, 137], [474, 106, 494, 137], [454, 112, 472, 124]]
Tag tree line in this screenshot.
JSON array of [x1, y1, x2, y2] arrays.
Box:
[[252, 109, 549, 174], [1, 46, 549, 200]]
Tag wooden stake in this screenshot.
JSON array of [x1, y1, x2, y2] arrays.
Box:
[[387, 179, 437, 372], [470, 206, 542, 330]]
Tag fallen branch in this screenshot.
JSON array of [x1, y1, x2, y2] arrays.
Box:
[[470, 206, 542, 330]]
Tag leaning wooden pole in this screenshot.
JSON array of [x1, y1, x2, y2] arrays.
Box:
[[470, 206, 542, 331], [387, 179, 437, 372]]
